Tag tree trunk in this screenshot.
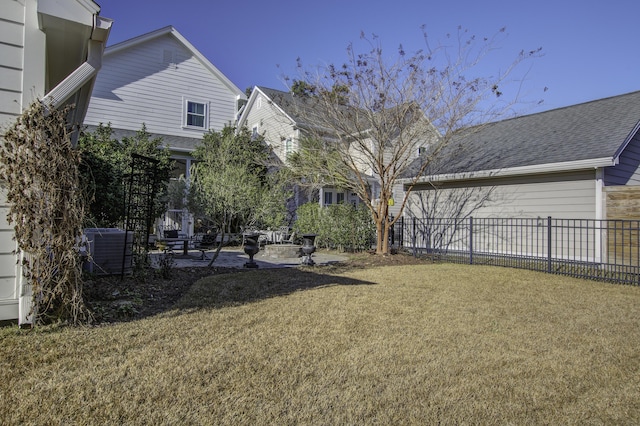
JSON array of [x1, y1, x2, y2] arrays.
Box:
[[375, 216, 391, 255], [207, 229, 226, 267], [375, 219, 383, 254], [381, 222, 390, 255]]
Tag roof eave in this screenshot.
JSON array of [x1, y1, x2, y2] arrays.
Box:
[[401, 157, 617, 186]]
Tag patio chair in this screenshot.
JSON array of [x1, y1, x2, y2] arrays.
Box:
[[278, 226, 290, 244], [163, 229, 178, 238], [161, 229, 183, 252], [193, 233, 217, 261], [281, 231, 297, 245], [258, 233, 269, 248]]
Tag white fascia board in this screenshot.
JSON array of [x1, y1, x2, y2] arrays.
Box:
[[37, 0, 99, 27], [400, 157, 617, 185], [613, 119, 640, 162], [236, 86, 259, 128], [238, 87, 297, 130], [105, 26, 174, 55]]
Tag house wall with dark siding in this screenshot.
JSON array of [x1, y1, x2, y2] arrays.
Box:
[[605, 131, 640, 186]]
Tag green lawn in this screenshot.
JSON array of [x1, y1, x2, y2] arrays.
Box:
[[1, 263, 639, 424]]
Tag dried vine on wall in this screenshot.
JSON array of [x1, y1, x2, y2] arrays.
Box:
[[0, 101, 88, 325]]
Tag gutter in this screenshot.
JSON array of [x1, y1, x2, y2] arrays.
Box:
[[41, 15, 112, 110], [400, 156, 618, 186]]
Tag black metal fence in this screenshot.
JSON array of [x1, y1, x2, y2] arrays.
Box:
[[392, 217, 640, 285]]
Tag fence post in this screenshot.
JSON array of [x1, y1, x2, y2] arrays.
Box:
[[547, 216, 552, 273], [469, 216, 474, 265], [412, 217, 417, 257]]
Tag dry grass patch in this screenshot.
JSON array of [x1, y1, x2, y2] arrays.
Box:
[[1, 264, 639, 424]]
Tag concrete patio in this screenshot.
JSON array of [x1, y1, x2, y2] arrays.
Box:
[[149, 247, 348, 269]]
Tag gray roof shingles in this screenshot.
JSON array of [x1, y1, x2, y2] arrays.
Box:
[[257, 87, 640, 178], [408, 90, 640, 177]]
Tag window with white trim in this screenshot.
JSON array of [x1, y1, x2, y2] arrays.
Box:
[[183, 99, 208, 129], [324, 191, 333, 206]]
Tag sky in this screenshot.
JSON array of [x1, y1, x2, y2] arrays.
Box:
[[98, 0, 640, 114]]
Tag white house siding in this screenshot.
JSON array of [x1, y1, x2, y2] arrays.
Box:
[[405, 170, 598, 220], [605, 132, 640, 186], [0, 184, 18, 320], [84, 34, 239, 142], [0, 0, 35, 321], [402, 171, 599, 261], [242, 94, 297, 163], [0, 0, 26, 124]]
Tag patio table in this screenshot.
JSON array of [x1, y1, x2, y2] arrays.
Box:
[[162, 237, 193, 257]]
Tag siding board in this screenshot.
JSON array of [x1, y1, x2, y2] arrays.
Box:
[[0, 20, 24, 46], [0, 43, 23, 69], [1, 0, 26, 24], [0, 67, 22, 92], [0, 276, 17, 301], [407, 171, 597, 220]]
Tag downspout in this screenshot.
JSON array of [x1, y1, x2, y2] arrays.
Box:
[[18, 14, 112, 326], [594, 167, 604, 264], [41, 15, 112, 118]]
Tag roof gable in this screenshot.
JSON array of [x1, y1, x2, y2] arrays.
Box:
[[243, 86, 419, 135], [105, 26, 244, 98], [238, 86, 298, 129]]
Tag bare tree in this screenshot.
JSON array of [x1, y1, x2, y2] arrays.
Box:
[[286, 26, 542, 254]]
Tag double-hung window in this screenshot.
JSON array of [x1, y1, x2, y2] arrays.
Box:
[[183, 99, 208, 130]]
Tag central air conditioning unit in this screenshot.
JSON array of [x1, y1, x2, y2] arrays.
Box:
[[83, 228, 134, 275]]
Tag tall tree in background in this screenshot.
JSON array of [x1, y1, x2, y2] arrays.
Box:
[[287, 27, 542, 254], [188, 125, 288, 266]]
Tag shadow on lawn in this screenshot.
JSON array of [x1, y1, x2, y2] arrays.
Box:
[[174, 266, 376, 311], [86, 248, 428, 324]]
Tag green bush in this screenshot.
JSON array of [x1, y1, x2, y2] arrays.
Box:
[[293, 202, 375, 251]]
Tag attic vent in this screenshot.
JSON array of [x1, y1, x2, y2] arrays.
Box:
[[163, 50, 177, 68]]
